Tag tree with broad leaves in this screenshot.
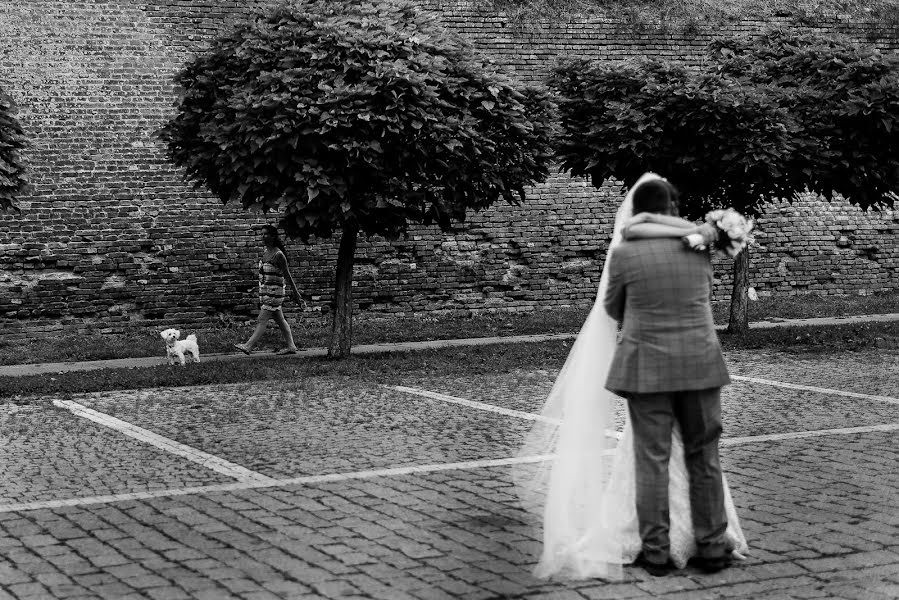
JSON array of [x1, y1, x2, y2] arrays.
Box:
[[159, 0, 557, 358], [0, 87, 28, 213], [551, 28, 899, 334]]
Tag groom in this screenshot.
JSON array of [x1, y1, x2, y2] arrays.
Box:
[[603, 178, 733, 576]]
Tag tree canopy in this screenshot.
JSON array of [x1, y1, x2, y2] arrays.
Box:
[[158, 0, 558, 357], [550, 57, 795, 220], [0, 87, 28, 213], [159, 0, 557, 241], [551, 28, 899, 334], [710, 28, 899, 212], [551, 28, 899, 220]]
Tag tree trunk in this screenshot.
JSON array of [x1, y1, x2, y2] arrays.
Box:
[[727, 247, 750, 335], [328, 224, 359, 359]]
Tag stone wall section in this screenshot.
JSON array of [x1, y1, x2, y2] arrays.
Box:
[[0, 0, 897, 338]]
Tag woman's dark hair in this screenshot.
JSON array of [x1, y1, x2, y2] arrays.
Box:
[[632, 179, 680, 215], [261, 224, 287, 261]]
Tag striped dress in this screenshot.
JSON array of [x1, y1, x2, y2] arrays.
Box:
[[258, 252, 286, 312]]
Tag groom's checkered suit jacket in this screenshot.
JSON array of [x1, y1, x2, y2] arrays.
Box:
[[603, 237, 731, 395]]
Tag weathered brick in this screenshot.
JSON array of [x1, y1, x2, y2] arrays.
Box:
[[0, 2, 897, 340]]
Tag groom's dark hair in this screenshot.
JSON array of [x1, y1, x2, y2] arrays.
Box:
[[632, 179, 679, 215]]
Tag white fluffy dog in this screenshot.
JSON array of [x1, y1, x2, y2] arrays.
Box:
[[160, 328, 200, 366]]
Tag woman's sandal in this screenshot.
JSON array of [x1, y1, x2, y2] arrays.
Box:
[[275, 347, 299, 355], [233, 343, 251, 355]]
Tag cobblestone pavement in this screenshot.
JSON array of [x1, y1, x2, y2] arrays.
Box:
[[0, 348, 898, 599]]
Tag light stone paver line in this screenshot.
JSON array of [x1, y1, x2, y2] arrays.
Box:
[[52, 399, 277, 484], [8, 414, 899, 515], [721, 422, 899, 446], [393, 384, 899, 453], [3, 420, 899, 514], [390, 384, 623, 439], [390, 384, 562, 424], [20, 377, 897, 516], [0, 454, 554, 514], [730, 375, 899, 405]]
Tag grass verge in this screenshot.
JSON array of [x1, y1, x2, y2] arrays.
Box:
[[3, 321, 897, 401], [0, 309, 587, 366], [1, 292, 897, 367], [737, 292, 899, 322]]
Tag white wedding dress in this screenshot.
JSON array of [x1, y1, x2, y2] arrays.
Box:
[[513, 173, 748, 580]]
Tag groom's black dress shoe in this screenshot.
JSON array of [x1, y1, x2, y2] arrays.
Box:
[[632, 553, 678, 577], [687, 552, 734, 574]]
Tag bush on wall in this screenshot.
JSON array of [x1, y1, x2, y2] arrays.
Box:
[[0, 87, 28, 213]]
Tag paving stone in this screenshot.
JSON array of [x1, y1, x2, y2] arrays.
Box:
[[86, 553, 130, 568], [477, 578, 531, 597], [407, 587, 459, 600], [33, 571, 72, 588], [812, 563, 899, 583], [310, 579, 363, 598], [635, 574, 703, 594], [3, 350, 899, 599], [40, 583, 94, 598], [6, 582, 51, 598], [798, 550, 899, 573], [869, 583, 899, 597], [188, 589, 240, 600], [678, 592, 745, 600], [120, 574, 172, 589], [713, 575, 820, 597], [779, 587, 832, 599], [408, 565, 457, 585], [433, 578, 487, 596], [579, 583, 647, 599], [239, 591, 284, 600], [144, 587, 193, 600], [259, 578, 314, 596], [824, 584, 899, 600], [0, 564, 32, 586], [87, 582, 138, 598], [218, 578, 268, 594]]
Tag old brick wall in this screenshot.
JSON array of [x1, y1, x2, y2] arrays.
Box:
[[0, 0, 896, 338]]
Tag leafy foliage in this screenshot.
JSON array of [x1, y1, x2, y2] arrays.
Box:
[[551, 58, 794, 219], [159, 0, 557, 241], [551, 28, 899, 218], [710, 28, 899, 211], [0, 87, 28, 213]]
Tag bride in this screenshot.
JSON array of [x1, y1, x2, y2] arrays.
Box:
[[513, 172, 749, 581]]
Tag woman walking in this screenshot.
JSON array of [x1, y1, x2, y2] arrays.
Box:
[[234, 225, 305, 355]]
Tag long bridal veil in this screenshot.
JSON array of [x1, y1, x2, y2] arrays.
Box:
[[511, 172, 663, 580]]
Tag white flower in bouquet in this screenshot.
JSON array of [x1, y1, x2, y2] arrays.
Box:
[[683, 208, 754, 257], [683, 226, 715, 251]]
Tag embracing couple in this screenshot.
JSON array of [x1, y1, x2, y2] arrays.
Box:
[[514, 172, 749, 580]]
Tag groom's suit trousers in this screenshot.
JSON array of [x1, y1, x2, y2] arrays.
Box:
[[626, 387, 729, 563]]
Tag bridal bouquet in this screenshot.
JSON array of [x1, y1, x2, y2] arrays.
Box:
[[683, 208, 754, 258]]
